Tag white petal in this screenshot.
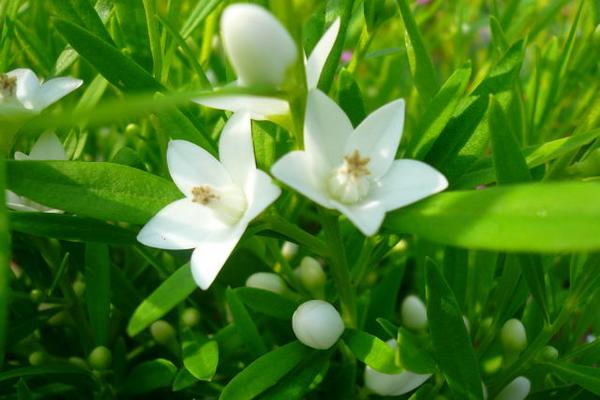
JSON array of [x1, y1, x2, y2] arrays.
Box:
[[346, 99, 405, 178], [221, 4, 297, 87], [306, 18, 341, 89], [304, 89, 353, 172], [219, 112, 255, 186], [271, 150, 333, 209], [364, 367, 432, 396], [28, 132, 66, 160], [190, 225, 245, 290], [495, 377, 530, 400], [194, 94, 289, 120], [7, 69, 40, 111], [167, 140, 233, 197], [137, 199, 229, 250], [242, 169, 281, 222], [14, 152, 30, 161], [332, 200, 385, 237], [34, 77, 83, 111], [371, 159, 448, 212], [5, 190, 37, 212]]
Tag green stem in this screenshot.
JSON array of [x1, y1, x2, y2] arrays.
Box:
[[319, 209, 357, 328], [262, 215, 328, 256]]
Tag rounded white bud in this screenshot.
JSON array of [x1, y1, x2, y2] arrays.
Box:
[[401, 295, 428, 331], [292, 300, 344, 350], [495, 376, 530, 400], [220, 4, 297, 87], [296, 256, 326, 297], [245, 272, 287, 294], [500, 318, 527, 354], [281, 241, 299, 260]]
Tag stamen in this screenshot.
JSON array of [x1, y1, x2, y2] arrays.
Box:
[[192, 185, 219, 205], [327, 150, 372, 204], [191, 184, 247, 225], [0, 73, 17, 100], [343, 150, 371, 178]]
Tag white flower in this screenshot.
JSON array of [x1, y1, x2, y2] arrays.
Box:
[[245, 272, 288, 294], [364, 339, 432, 396], [136, 112, 281, 290], [292, 300, 344, 350], [0, 68, 82, 114], [271, 89, 448, 236], [195, 4, 340, 120], [495, 376, 530, 400], [7, 132, 66, 212], [500, 318, 527, 354], [401, 295, 428, 331], [281, 240, 299, 260]]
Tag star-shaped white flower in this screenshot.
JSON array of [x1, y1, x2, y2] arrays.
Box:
[[7, 132, 67, 213], [137, 112, 281, 290], [271, 89, 448, 236], [194, 3, 340, 120], [0, 68, 82, 114]]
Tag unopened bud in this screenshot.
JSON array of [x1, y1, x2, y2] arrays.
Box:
[[29, 289, 44, 303], [281, 241, 299, 260], [500, 318, 527, 354], [539, 345, 559, 361], [88, 346, 112, 370], [292, 300, 344, 350], [401, 295, 428, 331], [296, 256, 326, 298], [150, 320, 177, 346], [181, 308, 201, 328], [68, 356, 89, 369], [245, 272, 288, 294], [72, 280, 86, 297], [28, 351, 46, 366], [495, 376, 530, 400]]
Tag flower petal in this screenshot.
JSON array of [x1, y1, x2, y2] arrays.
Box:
[[242, 169, 281, 222], [271, 150, 333, 209], [7, 68, 40, 111], [5, 190, 37, 212], [34, 77, 83, 111], [221, 4, 297, 87], [306, 18, 341, 89], [371, 159, 448, 212], [346, 99, 405, 178], [194, 94, 289, 120], [137, 198, 228, 250], [190, 225, 245, 290], [332, 200, 385, 237], [364, 367, 432, 396], [14, 152, 30, 161], [167, 140, 232, 197], [28, 132, 66, 160], [304, 89, 353, 172], [219, 112, 255, 187]]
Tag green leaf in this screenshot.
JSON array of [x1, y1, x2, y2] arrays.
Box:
[[172, 368, 198, 391], [397, 327, 436, 374], [226, 288, 267, 358], [6, 161, 181, 225], [365, 264, 405, 334], [343, 329, 402, 374], [85, 243, 111, 346], [0, 365, 96, 387], [49, 0, 114, 45], [120, 359, 177, 395], [219, 341, 313, 400], [395, 0, 439, 100], [180, 0, 222, 39], [127, 263, 196, 337], [545, 361, 600, 396], [182, 329, 219, 381], [234, 287, 298, 320], [252, 121, 277, 171], [425, 259, 482, 400], [384, 182, 600, 252], [0, 159, 9, 365], [338, 68, 366, 126], [518, 254, 549, 322], [113, 0, 152, 71]]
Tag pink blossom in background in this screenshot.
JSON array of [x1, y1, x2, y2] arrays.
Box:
[[341, 50, 353, 63], [416, 0, 432, 5]]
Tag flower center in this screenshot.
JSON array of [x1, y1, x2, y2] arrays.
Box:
[[191, 184, 247, 225], [0, 73, 17, 102], [327, 150, 371, 204]]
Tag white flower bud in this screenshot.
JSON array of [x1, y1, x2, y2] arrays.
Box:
[[281, 241, 299, 260], [495, 376, 530, 400], [292, 300, 344, 350], [401, 295, 428, 331], [220, 4, 297, 87], [296, 256, 326, 298], [500, 319, 527, 354], [245, 272, 288, 294]]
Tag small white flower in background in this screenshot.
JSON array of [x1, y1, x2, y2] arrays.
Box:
[[500, 318, 527, 355], [281, 240, 299, 260], [292, 300, 344, 350], [495, 376, 530, 400], [245, 272, 288, 295], [195, 3, 340, 120], [295, 256, 326, 298], [364, 339, 432, 396], [401, 295, 428, 331], [0, 68, 82, 114], [6, 132, 66, 213], [136, 112, 281, 290], [271, 89, 448, 236]]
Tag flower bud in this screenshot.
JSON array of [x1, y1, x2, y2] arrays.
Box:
[[88, 346, 112, 370], [292, 300, 344, 350], [220, 4, 297, 87], [68, 356, 89, 369], [29, 289, 44, 303], [72, 280, 86, 297], [150, 320, 177, 346], [181, 307, 201, 328], [281, 241, 299, 260], [245, 272, 288, 294], [500, 318, 527, 354], [495, 376, 530, 400], [28, 351, 46, 366], [539, 345, 559, 361], [401, 295, 428, 331], [296, 256, 326, 298]]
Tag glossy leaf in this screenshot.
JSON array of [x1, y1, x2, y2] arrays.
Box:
[[343, 329, 401, 374], [120, 359, 177, 395], [545, 361, 600, 396], [182, 329, 219, 381], [226, 288, 267, 358], [85, 243, 110, 346], [234, 287, 298, 320]]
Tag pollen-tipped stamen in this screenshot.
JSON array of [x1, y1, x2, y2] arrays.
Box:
[[327, 150, 372, 204]]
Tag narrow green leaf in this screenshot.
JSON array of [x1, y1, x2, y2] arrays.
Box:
[[226, 288, 267, 358], [425, 259, 482, 400], [338, 68, 366, 126], [220, 341, 312, 400], [234, 287, 298, 320], [6, 161, 181, 225], [49, 0, 114, 45], [113, 0, 152, 71], [489, 16, 509, 53], [180, 0, 222, 39], [85, 243, 111, 346], [142, 0, 162, 78], [343, 329, 401, 374], [365, 264, 404, 335], [127, 263, 196, 337], [182, 329, 219, 381], [172, 368, 198, 391], [545, 361, 600, 396], [120, 359, 177, 395], [0, 158, 9, 365], [252, 121, 276, 171], [443, 247, 468, 309], [385, 182, 600, 252], [397, 327, 436, 374], [518, 254, 549, 322]]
